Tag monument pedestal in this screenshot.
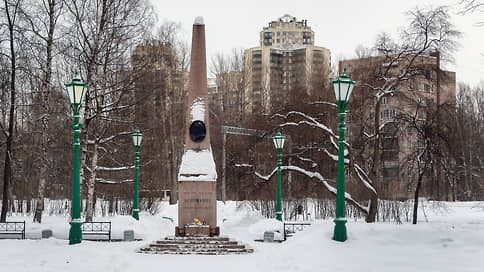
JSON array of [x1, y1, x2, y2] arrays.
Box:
[[176, 181, 219, 237]]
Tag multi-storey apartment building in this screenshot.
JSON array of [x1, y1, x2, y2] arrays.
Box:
[[244, 14, 331, 113], [340, 52, 456, 199]]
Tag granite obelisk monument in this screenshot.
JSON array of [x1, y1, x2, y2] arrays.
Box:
[[176, 17, 219, 237]]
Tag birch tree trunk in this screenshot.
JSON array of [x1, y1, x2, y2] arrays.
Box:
[[33, 0, 58, 224], [85, 142, 99, 222], [168, 104, 179, 205]]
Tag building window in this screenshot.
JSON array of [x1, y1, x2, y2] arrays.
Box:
[[430, 84, 434, 93], [277, 32, 280, 37], [417, 111, 427, 120], [407, 139, 412, 148], [390, 108, 398, 117], [380, 109, 397, 120], [417, 97, 426, 106], [283, 32, 286, 36], [408, 81, 413, 91], [381, 97, 388, 105], [418, 83, 426, 92]]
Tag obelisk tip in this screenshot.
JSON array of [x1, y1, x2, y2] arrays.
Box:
[[194, 16, 204, 25]]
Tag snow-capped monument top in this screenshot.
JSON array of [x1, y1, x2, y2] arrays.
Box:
[[194, 16, 204, 25]]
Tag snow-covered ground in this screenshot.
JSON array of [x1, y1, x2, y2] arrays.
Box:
[[1, 201, 483, 272]]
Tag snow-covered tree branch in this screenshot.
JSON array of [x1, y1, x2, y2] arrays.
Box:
[[251, 165, 369, 214]]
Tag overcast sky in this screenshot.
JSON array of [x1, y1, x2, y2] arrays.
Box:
[[151, 0, 484, 86]]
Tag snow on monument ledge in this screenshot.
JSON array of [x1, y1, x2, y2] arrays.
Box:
[[178, 148, 217, 182]]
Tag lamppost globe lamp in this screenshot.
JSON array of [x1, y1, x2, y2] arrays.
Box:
[[332, 68, 355, 108], [332, 67, 355, 242], [132, 129, 143, 148], [65, 71, 87, 114], [273, 130, 285, 150], [65, 71, 87, 245], [131, 128, 143, 220], [272, 130, 285, 221]]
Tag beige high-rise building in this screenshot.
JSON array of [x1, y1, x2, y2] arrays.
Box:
[[244, 14, 331, 113]]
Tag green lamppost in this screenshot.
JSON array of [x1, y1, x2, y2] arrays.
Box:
[[272, 130, 285, 221], [332, 67, 355, 242], [131, 129, 143, 220], [65, 71, 87, 245]]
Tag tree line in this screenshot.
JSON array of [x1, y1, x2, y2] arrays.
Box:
[[1, 2, 483, 225]]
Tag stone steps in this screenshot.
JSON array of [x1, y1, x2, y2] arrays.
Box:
[[138, 236, 253, 255], [149, 243, 246, 249], [154, 240, 238, 245]]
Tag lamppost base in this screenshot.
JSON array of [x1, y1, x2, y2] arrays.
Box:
[[333, 218, 347, 242], [132, 210, 139, 221], [69, 220, 83, 245], [276, 212, 283, 221]]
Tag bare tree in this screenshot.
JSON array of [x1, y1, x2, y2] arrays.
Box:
[[0, 0, 22, 222], [395, 100, 450, 224], [18, 0, 64, 223], [342, 5, 461, 222], [63, 0, 154, 221], [460, 0, 484, 26], [223, 95, 377, 219], [354, 44, 374, 59], [451, 83, 484, 200], [155, 22, 188, 205], [272, 110, 377, 218]]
